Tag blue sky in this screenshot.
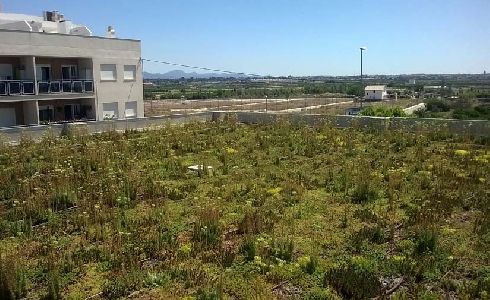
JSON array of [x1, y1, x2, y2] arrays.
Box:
[[3, 0, 490, 76]]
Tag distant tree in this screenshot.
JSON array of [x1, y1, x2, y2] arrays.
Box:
[[426, 100, 450, 112]]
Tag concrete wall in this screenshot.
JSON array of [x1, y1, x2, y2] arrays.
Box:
[[365, 90, 387, 100], [211, 112, 490, 137], [22, 100, 38, 125], [0, 102, 24, 125], [93, 58, 143, 120], [78, 58, 93, 79], [0, 113, 212, 143], [0, 30, 140, 58], [20, 56, 36, 81], [1, 111, 488, 144]]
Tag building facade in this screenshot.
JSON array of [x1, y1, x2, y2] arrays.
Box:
[[364, 85, 388, 100], [0, 10, 143, 127]]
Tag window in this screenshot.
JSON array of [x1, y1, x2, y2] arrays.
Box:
[[62, 65, 78, 80], [64, 104, 81, 120], [125, 101, 137, 118], [0, 64, 13, 80], [36, 65, 51, 81], [80, 68, 93, 80], [102, 102, 118, 119], [100, 64, 117, 81], [124, 65, 136, 81], [39, 105, 54, 122], [0, 108, 17, 127]]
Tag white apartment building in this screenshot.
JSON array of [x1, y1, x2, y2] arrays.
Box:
[[0, 10, 143, 127], [364, 85, 388, 100]]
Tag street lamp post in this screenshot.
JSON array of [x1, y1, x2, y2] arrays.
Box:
[[360, 47, 367, 108]]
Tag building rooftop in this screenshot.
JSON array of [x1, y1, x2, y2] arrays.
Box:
[[365, 85, 386, 91], [0, 9, 117, 39]]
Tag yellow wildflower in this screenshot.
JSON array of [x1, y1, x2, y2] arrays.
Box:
[[454, 149, 470, 157]]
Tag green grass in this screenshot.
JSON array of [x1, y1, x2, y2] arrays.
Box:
[[0, 118, 489, 299]]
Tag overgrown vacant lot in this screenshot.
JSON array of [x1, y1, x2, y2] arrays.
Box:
[[0, 119, 489, 299]]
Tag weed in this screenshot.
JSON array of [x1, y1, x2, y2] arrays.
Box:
[[0, 254, 27, 300], [325, 256, 381, 299], [196, 288, 220, 300], [271, 238, 294, 262], [414, 230, 437, 256], [0, 121, 487, 298], [299, 255, 318, 275], [241, 237, 256, 262], [304, 287, 340, 300], [351, 225, 386, 249], [102, 271, 143, 299], [144, 272, 170, 288], [351, 181, 378, 204], [42, 264, 61, 300], [193, 207, 221, 248], [238, 208, 273, 235], [50, 190, 77, 211]]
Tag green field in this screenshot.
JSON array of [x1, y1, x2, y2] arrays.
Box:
[[0, 120, 489, 299]]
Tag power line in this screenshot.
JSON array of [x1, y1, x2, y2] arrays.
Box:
[[141, 58, 261, 77]]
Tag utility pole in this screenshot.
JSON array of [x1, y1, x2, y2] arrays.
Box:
[[360, 47, 367, 108]]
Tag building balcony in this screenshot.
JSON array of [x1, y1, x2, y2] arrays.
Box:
[[0, 79, 94, 101], [0, 80, 36, 96], [37, 79, 94, 94]]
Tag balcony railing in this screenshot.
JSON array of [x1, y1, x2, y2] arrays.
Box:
[[38, 80, 94, 94], [0, 80, 94, 96], [0, 80, 35, 96]]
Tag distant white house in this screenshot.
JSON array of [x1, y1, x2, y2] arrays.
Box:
[[364, 85, 388, 100]]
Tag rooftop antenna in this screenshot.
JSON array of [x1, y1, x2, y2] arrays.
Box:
[[106, 26, 116, 38]]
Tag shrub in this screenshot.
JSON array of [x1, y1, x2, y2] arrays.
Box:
[[238, 209, 273, 235], [351, 182, 378, 204], [42, 268, 61, 300], [453, 105, 490, 120], [50, 190, 77, 211], [27, 209, 50, 227], [324, 256, 381, 299], [0, 183, 16, 202], [193, 207, 221, 248], [0, 256, 27, 300], [271, 238, 294, 262], [196, 288, 219, 300], [241, 237, 256, 262], [122, 181, 137, 202], [426, 100, 450, 113], [353, 207, 379, 223], [115, 196, 132, 209], [359, 106, 407, 117], [459, 267, 490, 299], [221, 244, 236, 268], [102, 272, 142, 299], [299, 255, 318, 275], [414, 230, 437, 256], [144, 272, 170, 288], [350, 225, 386, 249]]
